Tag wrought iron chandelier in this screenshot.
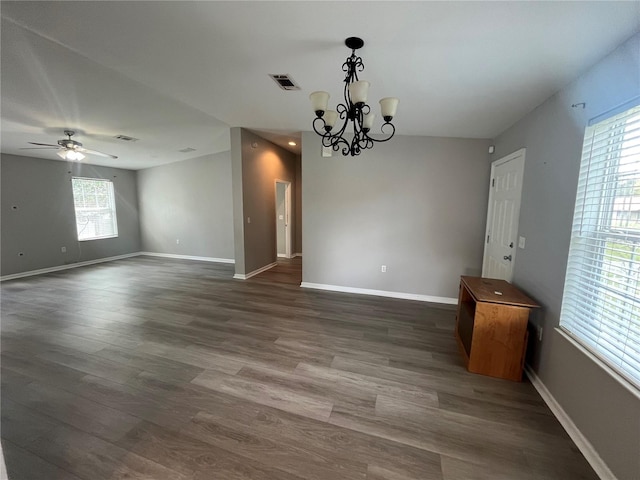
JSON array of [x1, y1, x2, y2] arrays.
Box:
[[309, 37, 399, 157]]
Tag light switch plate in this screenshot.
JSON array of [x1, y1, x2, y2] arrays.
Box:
[[518, 236, 526, 249]]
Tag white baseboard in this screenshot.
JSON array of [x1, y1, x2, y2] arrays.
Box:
[[524, 365, 616, 480], [0, 252, 142, 282], [233, 262, 277, 280], [277, 253, 299, 259], [139, 252, 234, 264], [299, 282, 457, 305]]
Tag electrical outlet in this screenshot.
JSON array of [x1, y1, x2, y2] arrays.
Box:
[[176, 239, 180, 245], [61, 246, 67, 253], [247, 217, 251, 224], [381, 265, 387, 273]]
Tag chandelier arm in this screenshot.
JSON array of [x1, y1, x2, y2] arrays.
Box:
[[369, 122, 397, 143], [313, 116, 350, 153], [336, 103, 349, 120], [321, 132, 347, 154], [346, 108, 367, 156], [355, 122, 374, 153], [327, 134, 350, 154], [312, 117, 329, 136], [333, 108, 351, 138]]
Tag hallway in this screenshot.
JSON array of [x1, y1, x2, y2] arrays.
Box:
[[248, 257, 302, 286]]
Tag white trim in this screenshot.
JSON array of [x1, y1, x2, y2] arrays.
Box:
[[139, 252, 235, 264], [0, 441, 7, 480], [293, 253, 302, 258], [233, 262, 277, 280], [300, 282, 457, 305], [524, 365, 617, 480], [78, 234, 118, 242], [277, 253, 288, 258], [0, 252, 141, 282]]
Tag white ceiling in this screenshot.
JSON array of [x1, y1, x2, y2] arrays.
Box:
[[2, 1, 639, 169]]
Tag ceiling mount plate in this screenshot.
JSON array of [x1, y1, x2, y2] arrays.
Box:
[[345, 37, 364, 50]]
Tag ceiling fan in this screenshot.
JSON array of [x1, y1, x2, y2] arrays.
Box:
[[21, 130, 118, 160]]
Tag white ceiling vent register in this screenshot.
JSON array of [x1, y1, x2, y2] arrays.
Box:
[[269, 74, 300, 91]]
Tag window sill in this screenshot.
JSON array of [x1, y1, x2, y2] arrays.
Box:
[[78, 235, 119, 242]]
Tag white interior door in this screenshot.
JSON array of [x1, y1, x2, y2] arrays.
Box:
[[275, 180, 292, 258], [482, 149, 525, 281]]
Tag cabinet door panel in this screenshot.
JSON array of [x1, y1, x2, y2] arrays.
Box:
[[467, 303, 529, 381]]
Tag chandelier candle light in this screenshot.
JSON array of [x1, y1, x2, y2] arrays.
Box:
[[309, 37, 399, 157]]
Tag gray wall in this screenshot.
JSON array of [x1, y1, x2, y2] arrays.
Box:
[[493, 33, 640, 480], [301, 133, 492, 299], [232, 129, 298, 275], [137, 151, 234, 260], [1, 153, 140, 276]]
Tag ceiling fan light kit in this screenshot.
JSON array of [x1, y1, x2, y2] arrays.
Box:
[[57, 149, 85, 161], [310, 37, 398, 157]]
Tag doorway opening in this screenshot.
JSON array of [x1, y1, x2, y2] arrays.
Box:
[[247, 178, 300, 286], [275, 179, 292, 259]]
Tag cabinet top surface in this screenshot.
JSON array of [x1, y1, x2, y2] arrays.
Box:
[[460, 276, 539, 308]]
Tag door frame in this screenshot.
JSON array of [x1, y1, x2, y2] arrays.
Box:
[[274, 179, 292, 259], [481, 148, 526, 280]]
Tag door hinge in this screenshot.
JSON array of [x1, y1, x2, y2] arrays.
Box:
[[486, 235, 490, 243], [491, 178, 495, 187]]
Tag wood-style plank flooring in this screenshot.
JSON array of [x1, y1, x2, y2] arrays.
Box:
[[1, 256, 597, 479]]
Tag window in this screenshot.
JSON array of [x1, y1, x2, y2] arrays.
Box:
[[560, 102, 640, 389], [71, 177, 118, 241]]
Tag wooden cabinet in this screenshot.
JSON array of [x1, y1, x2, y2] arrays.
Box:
[[455, 276, 539, 381]]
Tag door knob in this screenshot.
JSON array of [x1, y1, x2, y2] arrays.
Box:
[[503, 255, 512, 261]]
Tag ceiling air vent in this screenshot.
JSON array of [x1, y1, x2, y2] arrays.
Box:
[[269, 74, 301, 91], [179, 147, 196, 153], [114, 134, 139, 142]]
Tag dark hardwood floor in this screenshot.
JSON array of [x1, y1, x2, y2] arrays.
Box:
[[1, 256, 597, 479]]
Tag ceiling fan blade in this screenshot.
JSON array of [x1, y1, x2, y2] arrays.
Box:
[[79, 147, 118, 159], [20, 147, 60, 150], [28, 142, 60, 147]]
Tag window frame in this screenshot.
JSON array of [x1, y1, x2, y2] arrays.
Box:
[[559, 100, 640, 391], [71, 177, 119, 242]]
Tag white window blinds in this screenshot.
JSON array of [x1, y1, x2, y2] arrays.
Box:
[[71, 177, 119, 241], [560, 103, 640, 389]]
